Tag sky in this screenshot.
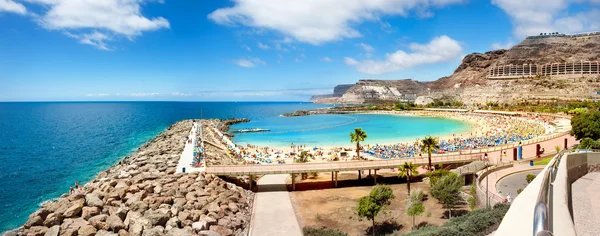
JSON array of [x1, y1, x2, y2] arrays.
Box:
[[1, 0, 599, 101]]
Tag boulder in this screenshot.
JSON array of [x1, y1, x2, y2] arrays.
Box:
[[88, 214, 110, 231], [144, 209, 170, 226], [142, 226, 164, 236], [85, 194, 104, 208], [209, 225, 233, 236], [96, 230, 119, 236], [24, 215, 43, 228], [27, 226, 49, 236], [166, 228, 192, 236], [192, 221, 208, 232], [44, 225, 59, 236], [63, 203, 83, 218], [198, 230, 221, 236], [81, 206, 100, 220], [78, 224, 97, 236], [43, 213, 63, 227], [107, 214, 126, 232]]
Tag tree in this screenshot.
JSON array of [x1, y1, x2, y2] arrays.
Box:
[[295, 151, 310, 179], [350, 128, 368, 160], [406, 200, 425, 229], [571, 110, 600, 140], [420, 136, 440, 172], [398, 162, 419, 195], [356, 185, 395, 236], [431, 173, 462, 218]]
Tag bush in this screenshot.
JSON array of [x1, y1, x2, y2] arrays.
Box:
[[517, 189, 523, 194], [427, 169, 451, 187], [404, 204, 510, 236], [526, 174, 536, 183], [303, 227, 348, 236]]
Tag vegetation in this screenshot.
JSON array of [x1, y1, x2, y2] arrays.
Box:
[[431, 173, 463, 218], [350, 128, 368, 160], [578, 137, 600, 149], [517, 188, 523, 194], [534, 157, 553, 166], [395, 102, 416, 110], [295, 151, 310, 179], [403, 204, 510, 236], [406, 199, 425, 229], [356, 185, 395, 236], [525, 174, 536, 183], [398, 162, 419, 195], [426, 169, 451, 187], [420, 136, 440, 172], [426, 99, 465, 108], [302, 227, 348, 236], [467, 183, 477, 210], [571, 110, 600, 140]]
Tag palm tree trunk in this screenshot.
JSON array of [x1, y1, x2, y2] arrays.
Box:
[[357, 141, 360, 159], [413, 215, 415, 229], [407, 173, 411, 195], [428, 152, 432, 172]]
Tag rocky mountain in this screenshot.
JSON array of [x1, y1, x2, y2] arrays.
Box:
[[312, 32, 600, 104]]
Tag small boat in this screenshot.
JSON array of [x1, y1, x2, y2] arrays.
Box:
[[233, 128, 271, 133]]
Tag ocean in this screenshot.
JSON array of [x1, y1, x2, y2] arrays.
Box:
[[0, 102, 468, 231]]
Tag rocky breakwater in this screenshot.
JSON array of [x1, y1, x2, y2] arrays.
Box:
[[7, 120, 254, 236]]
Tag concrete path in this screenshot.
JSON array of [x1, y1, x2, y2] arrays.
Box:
[[176, 122, 205, 173], [250, 174, 302, 236], [572, 172, 600, 236]]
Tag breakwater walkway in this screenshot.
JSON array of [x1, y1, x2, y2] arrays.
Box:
[[249, 174, 302, 236], [176, 122, 205, 173]]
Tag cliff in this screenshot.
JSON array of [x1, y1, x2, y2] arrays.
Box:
[[312, 33, 600, 104]]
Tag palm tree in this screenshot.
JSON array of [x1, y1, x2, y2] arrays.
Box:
[[420, 136, 439, 172], [398, 162, 419, 195], [350, 128, 367, 160]]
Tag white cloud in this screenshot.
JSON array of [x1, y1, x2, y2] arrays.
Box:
[[242, 44, 252, 51], [321, 56, 332, 62], [65, 31, 111, 50], [233, 57, 266, 68], [345, 35, 463, 74], [24, 0, 169, 49], [208, 0, 465, 45], [197, 88, 332, 97], [358, 43, 375, 58], [257, 42, 270, 49], [0, 0, 27, 15], [490, 40, 514, 50], [492, 0, 600, 38]]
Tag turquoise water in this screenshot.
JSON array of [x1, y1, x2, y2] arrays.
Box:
[[231, 114, 471, 147]]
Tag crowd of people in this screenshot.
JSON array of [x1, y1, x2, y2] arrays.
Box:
[[367, 113, 550, 159]]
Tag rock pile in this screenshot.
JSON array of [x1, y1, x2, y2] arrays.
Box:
[[8, 120, 254, 236]]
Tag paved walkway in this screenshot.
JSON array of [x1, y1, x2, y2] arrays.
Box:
[[572, 172, 600, 236], [176, 122, 205, 173], [250, 174, 302, 236]]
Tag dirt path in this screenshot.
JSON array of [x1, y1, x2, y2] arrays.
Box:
[[250, 174, 302, 236]]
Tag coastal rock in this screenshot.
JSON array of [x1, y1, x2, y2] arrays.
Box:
[[209, 225, 233, 236], [89, 214, 110, 231], [63, 203, 83, 218], [166, 228, 192, 236], [142, 226, 164, 236], [85, 194, 104, 208], [24, 215, 43, 228], [42, 213, 63, 227], [192, 221, 208, 231], [96, 230, 119, 236], [107, 214, 126, 232], [27, 226, 49, 236], [44, 225, 60, 236], [198, 230, 222, 236], [78, 224, 97, 236], [144, 209, 170, 226], [81, 206, 100, 220]]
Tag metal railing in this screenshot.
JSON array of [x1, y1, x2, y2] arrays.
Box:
[[533, 150, 568, 236]]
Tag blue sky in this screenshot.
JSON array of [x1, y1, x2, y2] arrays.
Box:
[[1, 0, 599, 101]]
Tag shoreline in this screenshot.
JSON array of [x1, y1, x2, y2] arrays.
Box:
[[9, 119, 255, 236]]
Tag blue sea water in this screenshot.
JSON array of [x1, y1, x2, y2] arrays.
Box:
[[0, 102, 469, 232]]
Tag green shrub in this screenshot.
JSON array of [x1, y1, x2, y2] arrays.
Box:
[[302, 227, 348, 236], [517, 189, 523, 194], [404, 204, 510, 236], [526, 174, 536, 183]]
